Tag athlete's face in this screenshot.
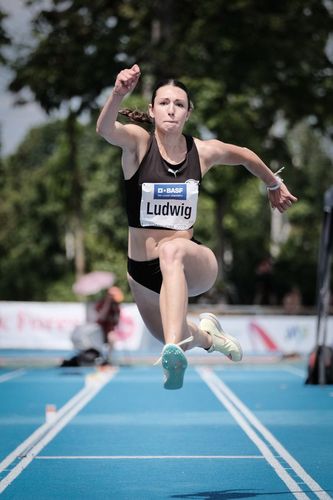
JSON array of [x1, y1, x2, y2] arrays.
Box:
[[149, 85, 191, 132]]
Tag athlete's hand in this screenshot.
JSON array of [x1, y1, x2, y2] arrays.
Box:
[[114, 64, 141, 96], [267, 183, 298, 213]]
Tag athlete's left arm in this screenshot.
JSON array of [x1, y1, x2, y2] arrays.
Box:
[[201, 139, 298, 213]]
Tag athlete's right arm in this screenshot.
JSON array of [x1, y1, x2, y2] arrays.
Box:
[[96, 64, 144, 149]]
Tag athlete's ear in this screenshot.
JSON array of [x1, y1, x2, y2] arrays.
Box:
[[185, 109, 192, 121], [186, 101, 194, 121], [148, 104, 154, 119]]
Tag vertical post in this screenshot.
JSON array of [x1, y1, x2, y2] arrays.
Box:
[[315, 187, 333, 384]]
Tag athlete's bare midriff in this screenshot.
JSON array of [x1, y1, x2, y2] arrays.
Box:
[[128, 226, 193, 261]]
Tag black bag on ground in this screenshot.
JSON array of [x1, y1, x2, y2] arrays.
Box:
[[60, 348, 101, 367], [305, 345, 333, 384]]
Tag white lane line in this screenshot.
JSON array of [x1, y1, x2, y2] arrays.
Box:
[[282, 366, 306, 378], [198, 367, 331, 500], [198, 368, 310, 500], [0, 368, 117, 494], [0, 369, 26, 383], [205, 369, 330, 499], [35, 455, 264, 460], [0, 380, 94, 474]]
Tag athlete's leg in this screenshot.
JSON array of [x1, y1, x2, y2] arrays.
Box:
[[127, 273, 164, 342], [158, 238, 218, 347], [128, 258, 242, 368], [127, 272, 212, 350]]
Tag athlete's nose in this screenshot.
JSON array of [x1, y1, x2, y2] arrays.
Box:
[[167, 103, 175, 115]]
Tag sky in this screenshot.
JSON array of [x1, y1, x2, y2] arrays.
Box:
[[0, 0, 48, 157]]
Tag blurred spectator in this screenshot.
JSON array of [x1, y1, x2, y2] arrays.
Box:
[[253, 256, 275, 305], [60, 286, 124, 367], [95, 286, 124, 347], [282, 286, 302, 315]]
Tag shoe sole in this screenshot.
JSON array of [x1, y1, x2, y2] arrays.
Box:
[[199, 313, 243, 362], [162, 344, 188, 390]]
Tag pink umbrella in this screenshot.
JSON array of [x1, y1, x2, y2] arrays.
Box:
[[73, 271, 115, 296]]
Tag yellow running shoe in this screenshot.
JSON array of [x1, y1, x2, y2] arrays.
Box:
[[199, 313, 243, 362]]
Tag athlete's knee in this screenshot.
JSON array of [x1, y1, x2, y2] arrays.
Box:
[[159, 240, 185, 270]]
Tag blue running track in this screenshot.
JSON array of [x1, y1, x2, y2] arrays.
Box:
[[0, 362, 332, 499]]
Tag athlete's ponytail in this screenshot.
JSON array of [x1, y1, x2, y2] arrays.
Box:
[[118, 108, 153, 124]]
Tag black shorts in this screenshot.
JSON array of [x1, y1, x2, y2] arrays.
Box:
[[127, 237, 201, 294]]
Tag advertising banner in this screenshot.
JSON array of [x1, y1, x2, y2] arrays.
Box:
[[0, 302, 332, 355]]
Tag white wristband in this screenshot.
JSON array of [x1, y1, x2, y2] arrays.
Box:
[[267, 176, 283, 191], [266, 167, 285, 191]]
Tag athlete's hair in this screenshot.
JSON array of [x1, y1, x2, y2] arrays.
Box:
[[119, 79, 193, 124]]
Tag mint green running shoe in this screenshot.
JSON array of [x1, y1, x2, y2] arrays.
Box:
[[154, 336, 193, 390], [161, 344, 188, 390]]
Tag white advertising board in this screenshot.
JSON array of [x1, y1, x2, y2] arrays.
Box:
[[0, 302, 331, 355], [0, 302, 144, 351]]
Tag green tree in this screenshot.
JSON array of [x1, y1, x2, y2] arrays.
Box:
[[0, 8, 10, 64], [0, 121, 69, 299], [0, 114, 142, 301], [4, 0, 333, 303], [274, 121, 333, 305], [8, 0, 129, 278], [0, 7, 11, 155], [122, 0, 333, 291]]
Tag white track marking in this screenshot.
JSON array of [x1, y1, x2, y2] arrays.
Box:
[[0, 368, 117, 494], [282, 366, 306, 378], [0, 369, 26, 383], [198, 367, 331, 500], [202, 369, 330, 499], [35, 455, 264, 460]]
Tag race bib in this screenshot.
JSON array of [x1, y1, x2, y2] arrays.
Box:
[[140, 181, 199, 230]]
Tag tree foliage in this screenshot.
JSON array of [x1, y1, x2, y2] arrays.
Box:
[[0, 8, 11, 64], [0, 119, 130, 300], [2, 0, 333, 303]]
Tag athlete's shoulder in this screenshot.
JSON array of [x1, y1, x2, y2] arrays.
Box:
[[121, 123, 151, 141], [194, 137, 225, 152], [193, 137, 225, 173]]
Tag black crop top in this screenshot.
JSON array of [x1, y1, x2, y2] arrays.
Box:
[[124, 134, 202, 230]]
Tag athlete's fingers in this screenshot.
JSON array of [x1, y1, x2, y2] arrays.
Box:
[[268, 183, 297, 211], [130, 64, 141, 75]]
